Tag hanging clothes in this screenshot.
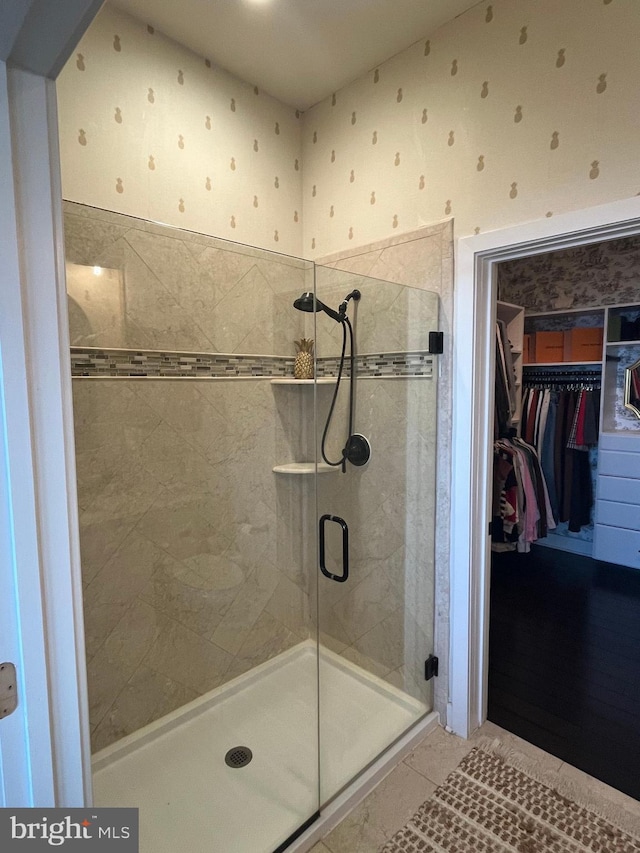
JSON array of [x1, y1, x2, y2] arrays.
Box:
[[491, 436, 556, 553], [521, 373, 600, 534]]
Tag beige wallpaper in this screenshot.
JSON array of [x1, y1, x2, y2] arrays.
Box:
[[56, 3, 303, 256], [59, 1, 640, 262], [302, 0, 640, 257]]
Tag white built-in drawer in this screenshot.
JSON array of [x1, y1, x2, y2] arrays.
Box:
[[593, 524, 640, 569], [597, 475, 640, 504], [596, 500, 640, 531], [599, 433, 640, 453], [598, 450, 640, 478]]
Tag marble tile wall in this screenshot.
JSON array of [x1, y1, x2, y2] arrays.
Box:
[[68, 203, 311, 751], [64, 201, 310, 355], [75, 377, 312, 751], [314, 375, 438, 709], [306, 273, 439, 708]]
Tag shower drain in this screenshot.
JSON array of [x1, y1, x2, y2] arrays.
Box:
[[224, 746, 253, 768]]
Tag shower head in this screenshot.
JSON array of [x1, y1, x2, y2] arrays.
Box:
[[293, 292, 343, 323], [293, 292, 316, 313], [293, 290, 360, 323]]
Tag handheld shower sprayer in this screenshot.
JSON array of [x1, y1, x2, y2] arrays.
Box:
[[293, 288, 370, 472]]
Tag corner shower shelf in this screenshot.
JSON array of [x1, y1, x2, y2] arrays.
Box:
[[270, 378, 337, 385], [272, 462, 338, 475]]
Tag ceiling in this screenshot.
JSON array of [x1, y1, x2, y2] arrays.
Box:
[[113, 0, 481, 111]]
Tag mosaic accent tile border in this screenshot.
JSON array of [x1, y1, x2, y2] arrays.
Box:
[[70, 348, 294, 378], [317, 351, 434, 378], [70, 347, 434, 379]]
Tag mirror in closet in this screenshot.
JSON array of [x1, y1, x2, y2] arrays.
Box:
[[624, 357, 640, 419]]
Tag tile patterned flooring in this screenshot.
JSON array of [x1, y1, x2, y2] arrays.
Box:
[[309, 722, 640, 853]]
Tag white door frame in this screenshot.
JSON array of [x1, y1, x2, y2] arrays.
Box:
[[449, 196, 640, 739], [0, 62, 92, 807], [1, 0, 103, 806], [0, 61, 56, 807]]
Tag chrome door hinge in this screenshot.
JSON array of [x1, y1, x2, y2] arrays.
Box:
[[0, 663, 18, 719]]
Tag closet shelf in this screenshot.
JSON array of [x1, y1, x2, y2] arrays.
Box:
[[606, 339, 640, 348], [526, 307, 605, 319], [272, 462, 338, 475]]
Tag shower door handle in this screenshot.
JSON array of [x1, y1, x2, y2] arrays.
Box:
[[319, 514, 349, 583]]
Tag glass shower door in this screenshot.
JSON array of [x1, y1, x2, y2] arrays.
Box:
[[312, 266, 439, 804], [66, 204, 322, 853]]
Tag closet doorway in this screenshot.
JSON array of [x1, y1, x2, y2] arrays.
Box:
[[489, 241, 640, 800], [450, 197, 640, 797]]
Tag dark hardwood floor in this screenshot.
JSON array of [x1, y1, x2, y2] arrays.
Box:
[[488, 545, 640, 801]]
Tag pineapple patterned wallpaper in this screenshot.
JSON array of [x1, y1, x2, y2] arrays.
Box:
[[302, 0, 640, 258], [58, 0, 640, 261], [56, 3, 303, 256]]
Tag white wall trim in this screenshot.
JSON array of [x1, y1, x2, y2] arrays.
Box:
[[0, 58, 56, 807], [5, 65, 92, 805], [449, 198, 640, 738]]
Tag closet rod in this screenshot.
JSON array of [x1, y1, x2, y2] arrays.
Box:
[[523, 381, 601, 388], [522, 367, 601, 378], [523, 366, 601, 389]]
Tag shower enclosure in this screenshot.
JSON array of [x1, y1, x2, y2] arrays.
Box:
[[65, 202, 440, 852]]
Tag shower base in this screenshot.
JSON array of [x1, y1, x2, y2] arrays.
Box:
[[93, 640, 427, 853]]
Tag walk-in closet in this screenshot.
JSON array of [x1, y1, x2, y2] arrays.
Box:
[[488, 235, 640, 800]]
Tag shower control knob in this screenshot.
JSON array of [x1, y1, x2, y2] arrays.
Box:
[[344, 434, 371, 467]]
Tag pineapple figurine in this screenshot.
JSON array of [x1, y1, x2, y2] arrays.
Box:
[[294, 338, 314, 379]]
